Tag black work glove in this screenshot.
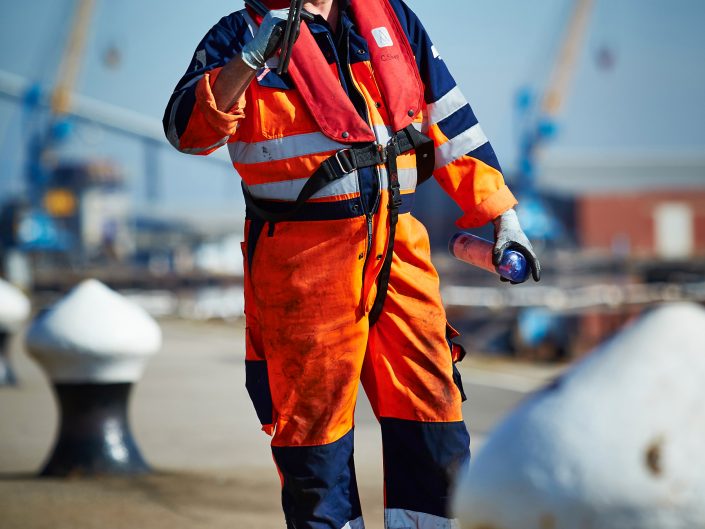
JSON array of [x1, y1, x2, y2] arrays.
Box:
[[492, 209, 541, 284]]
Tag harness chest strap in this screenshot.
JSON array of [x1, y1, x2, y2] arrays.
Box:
[[242, 124, 434, 224]]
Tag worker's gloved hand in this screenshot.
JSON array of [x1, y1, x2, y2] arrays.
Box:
[[492, 208, 541, 284], [240, 8, 293, 70]]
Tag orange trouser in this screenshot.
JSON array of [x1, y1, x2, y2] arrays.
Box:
[[242, 193, 469, 528]]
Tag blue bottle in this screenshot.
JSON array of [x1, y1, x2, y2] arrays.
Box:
[[449, 232, 529, 283]]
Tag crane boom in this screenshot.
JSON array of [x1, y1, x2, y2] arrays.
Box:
[[541, 0, 595, 119], [513, 0, 595, 241], [51, 0, 96, 116]]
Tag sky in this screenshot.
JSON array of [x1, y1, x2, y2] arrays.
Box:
[[0, 0, 704, 218]]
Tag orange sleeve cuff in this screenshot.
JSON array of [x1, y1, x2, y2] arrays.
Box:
[[456, 184, 518, 229], [195, 67, 246, 137]]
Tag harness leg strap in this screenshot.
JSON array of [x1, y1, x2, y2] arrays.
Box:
[[368, 125, 434, 326], [368, 137, 401, 326]]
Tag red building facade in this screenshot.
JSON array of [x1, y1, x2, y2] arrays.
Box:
[[578, 190, 705, 257]]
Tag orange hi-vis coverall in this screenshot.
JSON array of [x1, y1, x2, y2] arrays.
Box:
[[164, 1, 517, 527]]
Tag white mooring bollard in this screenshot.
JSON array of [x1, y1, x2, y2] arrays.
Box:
[[25, 279, 161, 476], [453, 303, 705, 529], [0, 278, 31, 386]]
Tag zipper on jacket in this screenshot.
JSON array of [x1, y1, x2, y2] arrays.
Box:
[[359, 211, 374, 290], [334, 13, 385, 291], [365, 213, 373, 255], [337, 21, 380, 270], [339, 26, 383, 224]]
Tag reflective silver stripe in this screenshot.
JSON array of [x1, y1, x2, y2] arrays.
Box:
[[412, 120, 425, 134], [180, 136, 230, 155], [377, 166, 417, 195], [166, 90, 187, 150], [230, 125, 393, 166], [246, 163, 415, 202], [228, 132, 348, 165], [195, 49, 207, 69], [380, 165, 389, 193], [398, 167, 417, 191], [167, 78, 206, 151], [341, 516, 365, 529], [246, 170, 360, 201], [427, 86, 468, 127], [230, 123, 422, 166], [384, 509, 460, 529], [180, 75, 204, 91], [435, 123, 488, 170], [373, 124, 393, 144]]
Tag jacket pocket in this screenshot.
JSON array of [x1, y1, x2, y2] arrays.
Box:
[[252, 74, 317, 138]]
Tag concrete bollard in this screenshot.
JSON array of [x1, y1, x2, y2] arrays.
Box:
[[0, 278, 31, 386], [25, 279, 161, 476], [453, 303, 705, 529]]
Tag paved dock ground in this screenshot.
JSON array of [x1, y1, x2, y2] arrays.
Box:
[[0, 319, 564, 529]]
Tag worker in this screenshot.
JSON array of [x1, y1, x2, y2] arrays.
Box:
[[164, 1, 540, 527]]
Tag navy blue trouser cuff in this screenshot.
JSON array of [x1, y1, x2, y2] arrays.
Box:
[[381, 418, 470, 518], [272, 429, 363, 529]]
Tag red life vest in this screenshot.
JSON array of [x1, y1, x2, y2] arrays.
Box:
[[247, 0, 424, 144]]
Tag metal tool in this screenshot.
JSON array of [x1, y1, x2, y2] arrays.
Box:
[[277, 0, 305, 75]]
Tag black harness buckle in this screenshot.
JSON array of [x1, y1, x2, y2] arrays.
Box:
[[333, 149, 356, 175], [377, 143, 387, 164], [390, 182, 402, 209]]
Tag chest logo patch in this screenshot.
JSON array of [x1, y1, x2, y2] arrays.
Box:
[[371, 27, 394, 48]]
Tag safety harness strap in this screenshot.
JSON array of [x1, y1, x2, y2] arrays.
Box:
[[242, 125, 432, 224], [402, 124, 436, 187], [368, 126, 434, 326], [242, 142, 384, 225]]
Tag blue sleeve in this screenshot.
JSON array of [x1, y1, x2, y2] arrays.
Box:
[[387, 0, 502, 174], [163, 11, 252, 151]]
